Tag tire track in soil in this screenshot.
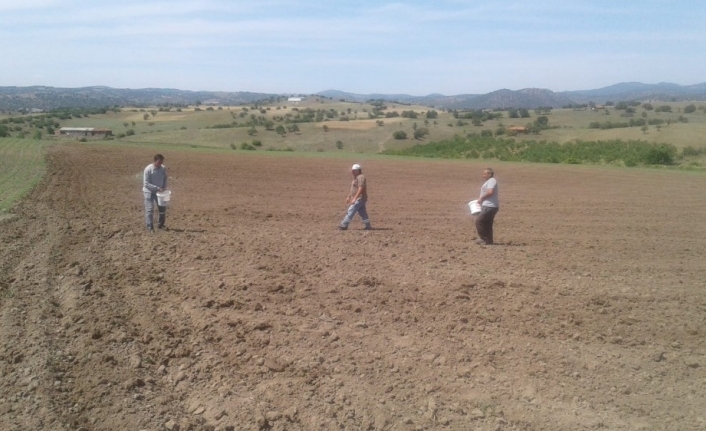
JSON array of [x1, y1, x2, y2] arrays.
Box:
[[1, 146, 195, 430]]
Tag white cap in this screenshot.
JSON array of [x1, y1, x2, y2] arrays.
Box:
[[351, 164, 361, 170]]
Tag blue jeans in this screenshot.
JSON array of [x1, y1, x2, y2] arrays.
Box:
[[144, 192, 166, 228], [341, 199, 370, 227]]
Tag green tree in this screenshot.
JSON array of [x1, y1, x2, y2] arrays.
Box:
[[275, 125, 286, 135], [413, 127, 429, 140], [426, 110, 438, 119], [645, 145, 674, 165], [684, 104, 696, 114], [534, 116, 549, 129]]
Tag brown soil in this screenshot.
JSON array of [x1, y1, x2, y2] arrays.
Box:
[[1, 144, 705, 431]]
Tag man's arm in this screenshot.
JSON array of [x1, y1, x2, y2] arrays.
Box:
[[351, 184, 365, 202], [478, 187, 494, 204]]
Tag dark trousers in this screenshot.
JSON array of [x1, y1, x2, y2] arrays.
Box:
[[475, 206, 499, 244], [144, 192, 166, 228]]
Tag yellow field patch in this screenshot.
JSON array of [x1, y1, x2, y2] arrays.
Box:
[[322, 120, 379, 131]]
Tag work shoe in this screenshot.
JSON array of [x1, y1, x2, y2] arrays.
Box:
[[157, 224, 166, 230], [474, 239, 486, 245], [338, 225, 348, 230], [148, 227, 155, 233], [363, 225, 372, 230]]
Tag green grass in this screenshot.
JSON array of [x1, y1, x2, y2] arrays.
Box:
[[0, 138, 51, 215], [384, 135, 687, 167]]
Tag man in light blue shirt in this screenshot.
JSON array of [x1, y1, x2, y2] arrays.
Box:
[[474, 168, 499, 245], [143, 154, 168, 232]]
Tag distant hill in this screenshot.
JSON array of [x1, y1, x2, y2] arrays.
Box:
[[0, 86, 278, 111], [558, 82, 706, 104], [318, 82, 706, 109], [2, 82, 705, 111]]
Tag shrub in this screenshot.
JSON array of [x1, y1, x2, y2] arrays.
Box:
[[393, 131, 407, 139], [681, 146, 704, 157], [336, 140, 343, 149], [240, 142, 256, 150], [413, 127, 429, 140], [383, 135, 678, 167], [252, 140, 262, 147], [401, 110, 418, 119], [126, 129, 136, 136], [644, 145, 674, 165]]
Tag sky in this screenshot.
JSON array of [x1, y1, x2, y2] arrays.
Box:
[[2, 0, 705, 95]]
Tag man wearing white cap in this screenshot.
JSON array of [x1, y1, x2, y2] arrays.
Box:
[[339, 164, 372, 230]]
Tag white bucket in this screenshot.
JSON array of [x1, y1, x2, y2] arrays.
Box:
[[468, 200, 481, 215], [156, 190, 171, 206]]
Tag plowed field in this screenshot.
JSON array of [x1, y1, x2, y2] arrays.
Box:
[[1, 144, 705, 431]]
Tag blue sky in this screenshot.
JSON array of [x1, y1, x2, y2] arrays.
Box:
[[2, 0, 704, 95]]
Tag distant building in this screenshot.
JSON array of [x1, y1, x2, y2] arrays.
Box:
[[202, 99, 220, 106], [508, 126, 529, 134], [287, 97, 304, 103], [59, 127, 113, 137]]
